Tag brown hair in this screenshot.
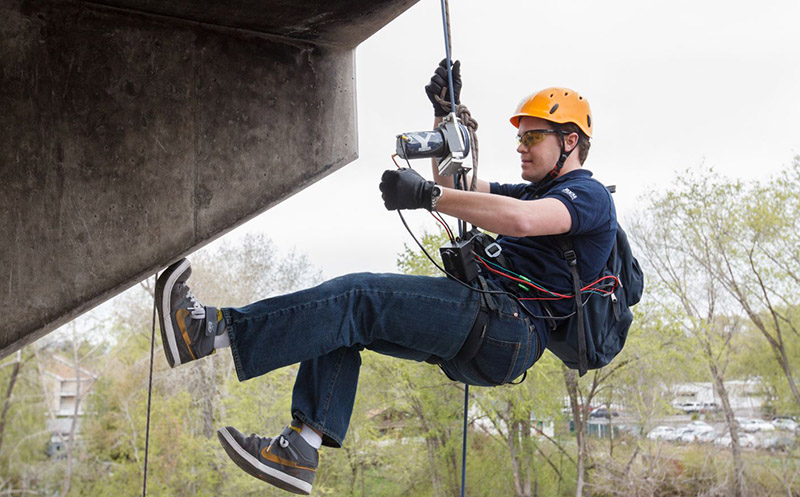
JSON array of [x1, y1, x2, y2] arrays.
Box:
[[553, 122, 591, 165]]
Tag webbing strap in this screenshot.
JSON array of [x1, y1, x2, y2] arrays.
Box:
[[560, 238, 588, 376], [456, 307, 488, 362]]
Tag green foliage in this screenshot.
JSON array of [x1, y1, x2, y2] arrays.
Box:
[[4, 162, 800, 496], [0, 352, 49, 490], [632, 162, 800, 408], [614, 305, 700, 430], [396, 228, 451, 276]]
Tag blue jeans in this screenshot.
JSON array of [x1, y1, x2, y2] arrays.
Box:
[[222, 272, 546, 448]]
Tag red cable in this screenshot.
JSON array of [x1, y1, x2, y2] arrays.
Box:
[[581, 275, 619, 292], [386, 154, 620, 301], [476, 255, 620, 298], [476, 257, 572, 298], [431, 211, 454, 242]]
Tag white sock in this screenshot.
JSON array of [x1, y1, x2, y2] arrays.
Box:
[[214, 330, 230, 349], [300, 423, 322, 450]]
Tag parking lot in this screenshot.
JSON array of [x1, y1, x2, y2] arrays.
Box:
[[643, 415, 797, 450], [582, 406, 798, 451]]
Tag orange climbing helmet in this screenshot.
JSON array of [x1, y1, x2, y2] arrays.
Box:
[[510, 87, 592, 138]]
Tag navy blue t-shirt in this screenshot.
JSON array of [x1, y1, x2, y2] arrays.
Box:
[[488, 169, 617, 317]]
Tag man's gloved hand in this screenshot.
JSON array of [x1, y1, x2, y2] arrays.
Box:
[[425, 58, 461, 117], [380, 168, 435, 211]]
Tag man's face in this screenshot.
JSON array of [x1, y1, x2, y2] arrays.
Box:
[[516, 116, 561, 183]]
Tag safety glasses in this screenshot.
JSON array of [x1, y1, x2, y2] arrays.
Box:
[[516, 129, 560, 148]]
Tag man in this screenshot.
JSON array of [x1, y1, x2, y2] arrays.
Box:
[[155, 61, 615, 495]]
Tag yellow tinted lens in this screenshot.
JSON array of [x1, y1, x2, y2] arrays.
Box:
[[518, 130, 547, 148], [522, 129, 545, 148]]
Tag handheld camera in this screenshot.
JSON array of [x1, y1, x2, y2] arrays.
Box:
[[395, 113, 470, 177]]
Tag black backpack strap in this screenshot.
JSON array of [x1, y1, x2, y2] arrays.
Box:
[[558, 237, 588, 377]]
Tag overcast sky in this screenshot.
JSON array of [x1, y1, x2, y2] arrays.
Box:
[[222, 0, 799, 279]]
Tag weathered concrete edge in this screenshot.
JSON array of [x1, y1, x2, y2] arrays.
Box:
[[0, 148, 358, 359]]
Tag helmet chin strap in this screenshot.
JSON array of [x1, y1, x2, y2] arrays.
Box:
[[544, 131, 576, 183]]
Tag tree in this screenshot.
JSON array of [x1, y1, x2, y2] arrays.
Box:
[[0, 348, 50, 495], [0, 351, 23, 455], [472, 354, 568, 497], [612, 304, 699, 434], [73, 233, 324, 496], [628, 169, 785, 497], [656, 162, 800, 409], [562, 356, 634, 497]]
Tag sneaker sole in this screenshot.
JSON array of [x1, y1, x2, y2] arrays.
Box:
[[217, 427, 312, 495], [155, 258, 191, 368]]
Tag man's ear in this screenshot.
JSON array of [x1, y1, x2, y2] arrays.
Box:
[[565, 132, 580, 152]]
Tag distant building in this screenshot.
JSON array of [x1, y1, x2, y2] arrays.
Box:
[[671, 380, 765, 416], [41, 355, 97, 457]]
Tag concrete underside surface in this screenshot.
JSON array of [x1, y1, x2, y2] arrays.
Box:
[[0, 0, 418, 358]]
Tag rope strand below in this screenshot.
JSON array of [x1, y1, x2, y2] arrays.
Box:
[[460, 384, 469, 497], [142, 272, 158, 497]]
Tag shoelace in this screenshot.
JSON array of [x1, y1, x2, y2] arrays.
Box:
[[265, 434, 290, 452], [185, 289, 206, 319]]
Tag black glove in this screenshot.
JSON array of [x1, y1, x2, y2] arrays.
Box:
[[380, 168, 435, 211], [425, 58, 461, 117]]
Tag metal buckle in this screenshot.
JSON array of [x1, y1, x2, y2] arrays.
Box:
[[484, 242, 502, 259]]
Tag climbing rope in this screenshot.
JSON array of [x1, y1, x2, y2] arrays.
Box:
[[436, 2, 472, 497], [142, 272, 158, 497], [433, 0, 481, 194]]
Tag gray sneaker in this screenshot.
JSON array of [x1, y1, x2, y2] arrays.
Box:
[[155, 258, 221, 368], [217, 422, 318, 495]]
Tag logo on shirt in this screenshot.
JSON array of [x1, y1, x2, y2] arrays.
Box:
[[562, 187, 577, 200]]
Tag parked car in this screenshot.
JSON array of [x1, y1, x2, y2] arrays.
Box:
[[700, 402, 719, 413], [737, 417, 776, 433], [647, 426, 677, 441], [696, 429, 720, 444], [687, 421, 714, 432], [589, 407, 619, 418], [761, 434, 794, 451], [772, 417, 798, 432], [676, 427, 702, 443], [680, 402, 702, 413], [714, 433, 756, 448], [676, 422, 715, 443]]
